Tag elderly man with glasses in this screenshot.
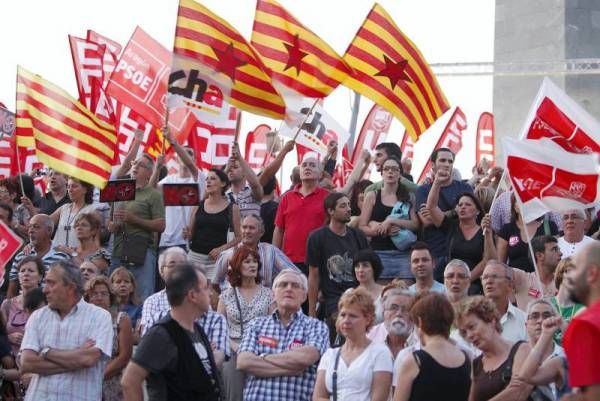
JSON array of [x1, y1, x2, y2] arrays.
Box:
[[557, 208, 595, 258], [482, 260, 528, 343], [444, 259, 471, 307], [237, 270, 329, 401]]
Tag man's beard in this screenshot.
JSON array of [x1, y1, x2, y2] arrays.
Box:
[[567, 276, 588, 306], [386, 317, 412, 338]]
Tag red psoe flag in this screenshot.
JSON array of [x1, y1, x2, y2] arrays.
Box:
[[520, 77, 600, 154], [251, 0, 351, 98], [0, 219, 23, 284], [475, 112, 495, 167], [504, 137, 600, 223], [245, 124, 272, 170], [16, 66, 117, 188], [417, 107, 467, 183], [342, 4, 450, 142]]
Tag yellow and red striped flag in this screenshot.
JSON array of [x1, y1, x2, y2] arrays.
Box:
[[343, 4, 450, 141], [173, 0, 286, 119], [251, 0, 351, 98], [16, 66, 117, 188]]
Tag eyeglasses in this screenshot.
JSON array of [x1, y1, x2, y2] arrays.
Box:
[[527, 311, 553, 321], [481, 274, 511, 282], [275, 280, 302, 290], [382, 166, 400, 172], [562, 213, 583, 221], [444, 273, 469, 280]]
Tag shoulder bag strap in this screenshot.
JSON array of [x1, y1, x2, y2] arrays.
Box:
[[233, 287, 244, 335], [332, 348, 342, 401]]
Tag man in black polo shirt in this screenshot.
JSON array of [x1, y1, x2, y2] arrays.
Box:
[[121, 263, 221, 401]]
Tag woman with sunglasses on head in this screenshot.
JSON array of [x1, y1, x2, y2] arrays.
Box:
[[0, 256, 44, 356]]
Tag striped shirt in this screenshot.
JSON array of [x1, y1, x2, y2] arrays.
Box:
[[21, 299, 113, 401], [140, 292, 230, 359], [227, 185, 261, 218], [9, 246, 70, 281], [215, 242, 299, 288], [239, 310, 329, 401]]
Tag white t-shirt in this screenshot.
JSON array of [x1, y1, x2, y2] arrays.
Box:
[[318, 342, 393, 401], [158, 173, 206, 247], [557, 235, 595, 258]]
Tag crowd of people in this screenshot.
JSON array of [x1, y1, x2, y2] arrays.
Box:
[[0, 129, 599, 401]]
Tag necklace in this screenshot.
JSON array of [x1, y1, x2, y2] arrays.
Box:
[[64, 203, 84, 246]]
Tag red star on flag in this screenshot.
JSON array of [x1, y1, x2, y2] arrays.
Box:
[[375, 54, 411, 89], [283, 34, 308, 75], [212, 42, 247, 82]]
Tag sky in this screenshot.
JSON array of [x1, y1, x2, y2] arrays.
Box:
[[0, 0, 495, 184]]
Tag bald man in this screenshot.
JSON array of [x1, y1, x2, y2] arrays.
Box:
[[563, 242, 600, 400]]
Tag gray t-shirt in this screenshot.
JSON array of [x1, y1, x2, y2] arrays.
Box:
[[133, 322, 212, 401]]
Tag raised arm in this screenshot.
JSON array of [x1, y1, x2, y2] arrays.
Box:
[[518, 317, 565, 387], [425, 170, 448, 227], [164, 127, 198, 179], [232, 142, 263, 202], [259, 140, 295, 187], [116, 129, 144, 178], [340, 149, 371, 196], [148, 154, 165, 188]]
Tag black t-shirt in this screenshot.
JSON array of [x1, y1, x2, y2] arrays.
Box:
[[306, 226, 369, 314], [445, 218, 484, 270], [497, 221, 558, 272], [190, 201, 230, 254], [132, 320, 214, 401], [260, 200, 279, 244], [35, 192, 70, 215]]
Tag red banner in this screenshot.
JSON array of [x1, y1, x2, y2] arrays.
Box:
[[244, 124, 272, 170], [475, 112, 495, 167], [87, 29, 122, 88], [0, 220, 23, 283], [188, 107, 239, 169], [333, 145, 353, 188], [399, 132, 414, 160], [417, 107, 467, 183], [352, 104, 393, 165]]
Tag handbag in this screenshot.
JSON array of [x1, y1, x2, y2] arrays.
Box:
[[226, 202, 236, 242], [121, 233, 148, 266], [233, 287, 244, 336], [331, 348, 342, 401], [389, 201, 417, 251]]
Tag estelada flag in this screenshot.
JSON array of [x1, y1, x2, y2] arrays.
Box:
[[519, 77, 600, 154], [504, 137, 600, 223], [343, 3, 449, 142], [16, 66, 117, 188], [251, 0, 351, 98], [171, 0, 286, 119]]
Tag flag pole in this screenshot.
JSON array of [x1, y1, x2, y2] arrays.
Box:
[[234, 110, 242, 143], [14, 138, 26, 198], [14, 67, 26, 198], [162, 106, 170, 156], [347, 91, 360, 158], [292, 98, 319, 142]]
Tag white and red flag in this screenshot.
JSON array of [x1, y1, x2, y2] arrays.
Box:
[[417, 107, 467, 183], [244, 124, 273, 170], [400, 132, 414, 160], [353, 104, 393, 173], [504, 137, 600, 223], [520, 78, 600, 154], [476, 112, 495, 166]]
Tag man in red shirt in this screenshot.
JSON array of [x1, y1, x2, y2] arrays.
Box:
[[563, 241, 600, 400], [273, 156, 329, 276]]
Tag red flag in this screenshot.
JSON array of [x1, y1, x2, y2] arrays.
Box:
[[333, 145, 353, 188], [504, 137, 600, 223], [187, 107, 239, 169], [521, 79, 600, 154], [417, 107, 467, 183], [400, 132, 414, 160], [106, 27, 196, 142], [0, 220, 23, 283], [87, 29, 122, 87], [244, 124, 272, 170], [352, 104, 393, 166], [475, 112, 495, 167], [69, 36, 106, 108]]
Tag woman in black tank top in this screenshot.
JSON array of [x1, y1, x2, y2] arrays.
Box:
[[394, 293, 471, 401], [456, 296, 533, 401]]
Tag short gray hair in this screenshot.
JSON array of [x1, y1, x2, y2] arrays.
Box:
[[33, 214, 54, 233], [444, 259, 471, 278], [484, 259, 513, 281], [383, 288, 413, 310], [525, 298, 558, 317], [50, 260, 84, 296], [272, 269, 307, 292], [242, 213, 265, 232], [159, 247, 188, 268]]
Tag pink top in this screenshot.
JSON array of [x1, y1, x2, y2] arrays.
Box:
[[1, 296, 28, 356]]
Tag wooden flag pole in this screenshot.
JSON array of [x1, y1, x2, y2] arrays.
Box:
[[234, 110, 242, 143]]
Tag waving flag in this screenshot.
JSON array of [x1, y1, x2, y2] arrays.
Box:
[[343, 3, 449, 141], [251, 0, 351, 98], [16, 66, 117, 188], [520, 77, 600, 154], [352, 104, 393, 165], [504, 137, 600, 223], [171, 0, 286, 119], [245, 124, 273, 170], [476, 112, 495, 166]]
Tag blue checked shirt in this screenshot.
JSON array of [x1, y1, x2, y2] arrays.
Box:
[[239, 310, 329, 401]]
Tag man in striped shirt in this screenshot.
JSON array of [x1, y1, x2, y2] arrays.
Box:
[[225, 142, 263, 218], [7, 214, 70, 297], [20, 260, 113, 401]]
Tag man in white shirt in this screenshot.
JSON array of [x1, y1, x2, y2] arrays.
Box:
[[557, 208, 596, 258], [20, 261, 113, 401], [482, 260, 528, 343], [155, 128, 206, 253]]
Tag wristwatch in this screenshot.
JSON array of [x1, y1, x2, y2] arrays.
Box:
[[40, 347, 51, 359]]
